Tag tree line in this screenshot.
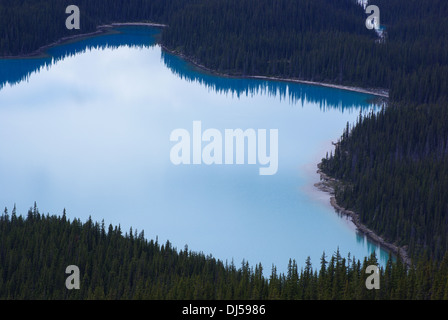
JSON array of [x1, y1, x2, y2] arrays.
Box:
[[1, 0, 447, 104], [1, 208, 448, 300], [321, 100, 448, 263], [320, 0, 448, 265]]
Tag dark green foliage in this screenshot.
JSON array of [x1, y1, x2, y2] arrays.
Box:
[[0, 0, 439, 105], [161, 0, 448, 104], [368, 0, 448, 103], [1, 209, 448, 299], [1, 0, 447, 104], [0, 0, 173, 56], [321, 100, 448, 263], [319, 0, 448, 266], [162, 0, 384, 88]]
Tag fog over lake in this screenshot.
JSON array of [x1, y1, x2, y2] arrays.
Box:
[[0, 27, 391, 274]]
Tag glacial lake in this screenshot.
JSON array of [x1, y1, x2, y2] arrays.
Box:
[[0, 26, 391, 274]]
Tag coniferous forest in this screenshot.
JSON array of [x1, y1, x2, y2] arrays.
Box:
[[1, 0, 448, 300], [1, 208, 448, 300], [320, 0, 448, 265]]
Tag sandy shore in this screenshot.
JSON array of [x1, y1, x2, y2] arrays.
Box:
[[314, 164, 411, 267], [161, 46, 389, 98], [106, 22, 168, 28], [249, 76, 388, 98]]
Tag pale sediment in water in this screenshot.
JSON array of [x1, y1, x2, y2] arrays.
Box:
[[314, 163, 411, 267]]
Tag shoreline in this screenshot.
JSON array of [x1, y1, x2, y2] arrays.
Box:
[[249, 75, 388, 98], [314, 163, 412, 267], [0, 22, 168, 59], [2, 22, 401, 266], [161, 46, 389, 99], [1, 21, 388, 99]]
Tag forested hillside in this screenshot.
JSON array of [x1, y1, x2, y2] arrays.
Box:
[[320, 0, 448, 264], [1, 208, 448, 299], [321, 101, 448, 262], [0, 0, 170, 56], [1, 0, 385, 89], [162, 0, 387, 89], [370, 0, 448, 103], [2, 0, 447, 103]]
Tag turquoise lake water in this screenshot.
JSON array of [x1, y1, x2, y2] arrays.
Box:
[[0, 26, 391, 274]]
